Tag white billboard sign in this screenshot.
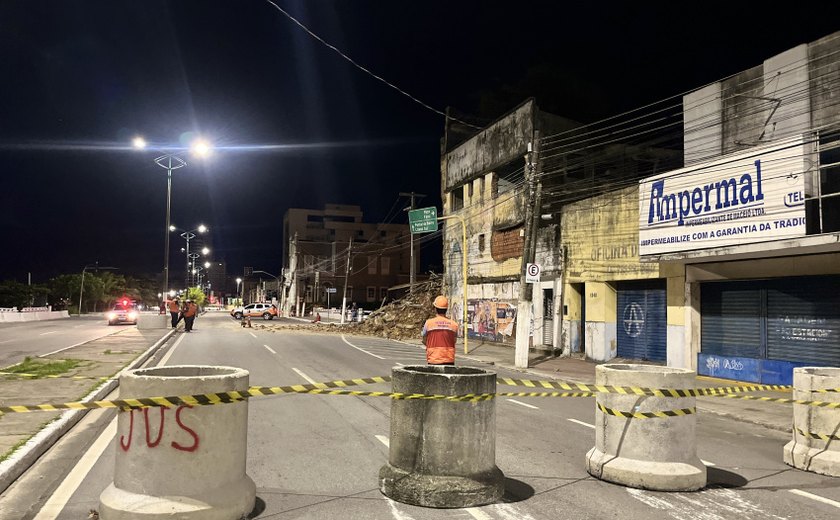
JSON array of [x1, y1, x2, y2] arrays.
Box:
[[639, 137, 808, 256]]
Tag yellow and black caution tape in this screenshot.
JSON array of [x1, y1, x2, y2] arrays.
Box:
[[247, 376, 390, 396], [795, 427, 840, 442], [720, 394, 840, 408], [498, 391, 596, 399], [597, 402, 696, 420], [497, 377, 793, 397]]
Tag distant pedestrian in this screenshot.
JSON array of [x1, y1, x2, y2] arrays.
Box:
[[183, 299, 197, 332], [421, 296, 459, 365], [312, 312, 321, 323], [168, 298, 180, 328]]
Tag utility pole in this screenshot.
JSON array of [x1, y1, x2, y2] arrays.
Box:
[[400, 191, 426, 293], [515, 131, 541, 368], [285, 233, 298, 317], [340, 238, 352, 324]]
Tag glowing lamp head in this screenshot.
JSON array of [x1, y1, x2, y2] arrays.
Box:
[[190, 139, 212, 158], [132, 136, 147, 150], [197, 224, 207, 233]]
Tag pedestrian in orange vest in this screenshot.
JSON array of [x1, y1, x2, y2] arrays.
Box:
[[183, 299, 198, 332], [167, 298, 180, 328], [421, 296, 459, 365]]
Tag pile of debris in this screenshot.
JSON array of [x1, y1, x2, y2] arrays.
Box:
[[344, 275, 442, 340]]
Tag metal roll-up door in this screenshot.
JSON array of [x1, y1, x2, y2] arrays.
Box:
[[617, 281, 666, 361], [766, 276, 840, 366], [701, 282, 763, 359]]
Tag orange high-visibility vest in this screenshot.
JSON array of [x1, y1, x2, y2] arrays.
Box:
[[168, 300, 179, 312], [422, 316, 459, 364], [184, 303, 197, 318]]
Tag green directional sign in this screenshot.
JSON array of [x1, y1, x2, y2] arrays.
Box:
[[408, 206, 438, 234]]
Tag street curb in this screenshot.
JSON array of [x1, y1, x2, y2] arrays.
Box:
[[0, 328, 176, 494]]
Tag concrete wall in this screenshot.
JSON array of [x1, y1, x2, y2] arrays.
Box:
[[684, 83, 722, 166], [0, 311, 70, 323], [584, 281, 617, 361]]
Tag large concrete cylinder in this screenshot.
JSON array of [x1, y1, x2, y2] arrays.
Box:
[[99, 366, 256, 519], [585, 364, 706, 491], [379, 365, 504, 508], [783, 367, 840, 477]]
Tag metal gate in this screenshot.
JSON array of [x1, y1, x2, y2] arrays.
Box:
[[543, 289, 554, 346], [616, 281, 666, 361]]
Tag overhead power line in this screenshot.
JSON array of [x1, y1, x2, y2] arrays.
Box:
[[263, 0, 481, 129]]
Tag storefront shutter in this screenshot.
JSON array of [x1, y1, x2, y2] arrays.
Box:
[[766, 276, 840, 366], [701, 283, 762, 359], [617, 281, 666, 361]]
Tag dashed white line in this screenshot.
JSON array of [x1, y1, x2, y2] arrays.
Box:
[[789, 489, 840, 509], [263, 344, 277, 354], [39, 331, 58, 336], [507, 399, 539, 410], [465, 507, 494, 520], [375, 435, 390, 447], [341, 334, 385, 359], [248, 332, 257, 338], [567, 418, 595, 429], [292, 368, 317, 385]]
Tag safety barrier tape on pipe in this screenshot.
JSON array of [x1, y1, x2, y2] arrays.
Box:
[[597, 402, 697, 419], [720, 394, 840, 408], [795, 427, 840, 441], [497, 377, 798, 396]]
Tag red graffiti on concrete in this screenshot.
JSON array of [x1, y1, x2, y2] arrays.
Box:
[[119, 405, 199, 452]]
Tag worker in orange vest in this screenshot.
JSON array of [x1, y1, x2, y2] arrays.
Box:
[[167, 298, 180, 328], [421, 296, 459, 365], [183, 299, 198, 332]]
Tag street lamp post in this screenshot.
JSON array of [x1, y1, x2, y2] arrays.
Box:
[[236, 277, 242, 305], [252, 270, 281, 305], [173, 224, 207, 289], [133, 136, 212, 299], [78, 262, 117, 316]]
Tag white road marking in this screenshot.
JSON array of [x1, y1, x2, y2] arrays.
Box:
[[292, 367, 317, 385], [493, 503, 538, 520], [249, 332, 257, 338], [395, 362, 404, 366], [375, 435, 390, 447], [0, 339, 12, 344], [386, 498, 418, 520], [507, 399, 539, 410], [39, 328, 123, 358], [33, 419, 117, 520], [567, 418, 595, 429], [627, 487, 788, 520], [465, 507, 494, 520], [789, 489, 840, 509], [263, 344, 277, 354], [701, 459, 716, 467], [159, 333, 187, 366], [39, 331, 58, 335], [341, 334, 385, 359]]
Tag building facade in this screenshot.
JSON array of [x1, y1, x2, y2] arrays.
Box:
[[282, 204, 412, 314]]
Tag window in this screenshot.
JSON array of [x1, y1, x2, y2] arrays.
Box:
[[467, 182, 474, 199], [496, 160, 523, 196], [368, 256, 377, 274], [480, 176, 486, 202], [451, 186, 464, 210], [478, 234, 486, 252], [366, 286, 376, 301], [491, 226, 525, 262], [380, 287, 388, 300], [380, 257, 390, 275]]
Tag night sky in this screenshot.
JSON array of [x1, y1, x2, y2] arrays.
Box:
[[1, 1, 837, 283]]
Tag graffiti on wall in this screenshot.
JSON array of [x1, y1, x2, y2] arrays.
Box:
[[466, 299, 517, 343]]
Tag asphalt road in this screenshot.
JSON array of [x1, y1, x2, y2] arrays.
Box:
[[2, 312, 839, 519], [0, 315, 126, 368]]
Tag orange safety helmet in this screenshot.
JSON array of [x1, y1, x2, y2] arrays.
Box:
[[433, 295, 449, 310]]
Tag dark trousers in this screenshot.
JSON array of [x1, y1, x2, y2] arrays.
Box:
[[184, 316, 195, 331], [170, 312, 179, 328]]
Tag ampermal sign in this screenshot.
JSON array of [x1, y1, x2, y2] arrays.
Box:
[[639, 136, 809, 256]]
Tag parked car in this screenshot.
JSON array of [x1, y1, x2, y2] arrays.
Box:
[[230, 303, 278, 320], [107, 302, 138, 326]]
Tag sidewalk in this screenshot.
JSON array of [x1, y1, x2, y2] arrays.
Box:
[[451, 339, 793, 434]]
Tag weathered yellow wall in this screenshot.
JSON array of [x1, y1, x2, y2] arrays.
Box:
[[562, 185, 659, 283], [584, 281, 616, 323]]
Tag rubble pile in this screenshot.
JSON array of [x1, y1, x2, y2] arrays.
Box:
[[344, 276, 442, 340]]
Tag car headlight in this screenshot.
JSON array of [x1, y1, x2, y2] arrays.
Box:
[[108, 312, 117, 320], [128, 311, 138, 320]]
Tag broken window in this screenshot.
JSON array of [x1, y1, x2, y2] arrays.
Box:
[[496, 160, 525, 197], [491, 226, 524, 262], [451, 186, 464, 210]]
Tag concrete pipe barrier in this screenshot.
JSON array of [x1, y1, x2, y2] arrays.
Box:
[[99, 366, 256, 519], [783, 367, 840, 477], [585, 364, 706, 491], [379, 365, 505, 508], [137, 313, 169, 330]]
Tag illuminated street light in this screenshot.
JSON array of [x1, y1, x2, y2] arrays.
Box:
[[134, 136, 212, 298], [171, 224, 208, 288]]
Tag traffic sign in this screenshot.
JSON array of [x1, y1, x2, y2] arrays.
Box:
[[526, 263, 541, 283], [408, 206, 438, 234], [326, 287, 337, 293]]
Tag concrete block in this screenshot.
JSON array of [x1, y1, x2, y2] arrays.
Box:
[[783, 367, 840, 477], [99, 366, 256, 519], [380, 365, 504, 508], [585, 364, 706, 491], [137, 314, 169, 330]]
